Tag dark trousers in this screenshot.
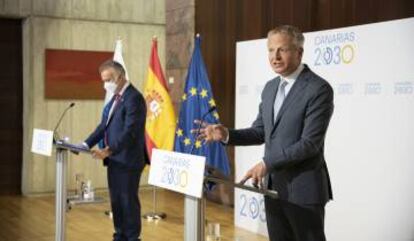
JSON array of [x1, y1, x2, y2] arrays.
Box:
[[264, 197, 326, 241], [107, 166, 142, 241]]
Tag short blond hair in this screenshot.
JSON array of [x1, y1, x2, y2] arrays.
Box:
[[268, 25, 305, 48]]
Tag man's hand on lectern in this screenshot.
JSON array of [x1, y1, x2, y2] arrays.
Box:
[[91, 146, 112, 160], [239, 161, 267, 189]]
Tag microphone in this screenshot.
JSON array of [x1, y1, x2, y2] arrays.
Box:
[[189, 106, 217, 154], [202, 106, 216, 120], [53, 102, 75, 142]]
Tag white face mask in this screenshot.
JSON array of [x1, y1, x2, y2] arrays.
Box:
[[104, 81, 117, 94]]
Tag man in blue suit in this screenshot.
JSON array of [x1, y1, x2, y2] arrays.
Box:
[[85, 60, 147, 241], [198, 25, 334, 241]]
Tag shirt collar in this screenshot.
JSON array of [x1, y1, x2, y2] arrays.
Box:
[[117, 81, 130, 96], [280, 63, 304, 84]]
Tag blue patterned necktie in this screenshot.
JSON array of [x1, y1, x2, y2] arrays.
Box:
[[273, 79, 288, 123]]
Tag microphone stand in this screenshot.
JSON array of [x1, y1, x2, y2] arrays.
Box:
[[53, 103, 75, 143]]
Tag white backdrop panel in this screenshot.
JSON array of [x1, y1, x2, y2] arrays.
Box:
[[234, 18, 414, 241]]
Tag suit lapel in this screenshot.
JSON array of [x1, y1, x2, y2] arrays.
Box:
[[106, 86, 130, 126], [271, 67, 310, 133]]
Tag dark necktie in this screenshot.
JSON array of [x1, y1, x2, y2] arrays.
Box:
[[98, 99, 113, 148], [104, 94, 121, 147]]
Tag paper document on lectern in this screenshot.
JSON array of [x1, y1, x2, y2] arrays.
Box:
[[31, 128, 54, 156]]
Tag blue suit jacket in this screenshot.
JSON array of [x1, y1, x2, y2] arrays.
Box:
[[229, 65, 334, 205], [85, 84, 148, 170]]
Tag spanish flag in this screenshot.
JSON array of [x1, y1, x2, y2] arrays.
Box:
[[144, 38, 176, 159]]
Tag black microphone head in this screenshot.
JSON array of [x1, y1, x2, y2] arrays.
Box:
[[200, 106, 217, 121], [208, 106, 217, 113], [69, 102, 75, 107]]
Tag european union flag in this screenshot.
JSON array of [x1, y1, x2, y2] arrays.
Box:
[[174, 36, 230, 177]]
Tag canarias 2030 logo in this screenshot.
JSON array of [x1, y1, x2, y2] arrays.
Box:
[[312, 31, 356, 66]]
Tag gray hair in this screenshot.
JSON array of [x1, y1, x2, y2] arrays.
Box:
[[99, 59, 126, 77], [267, 25, 305, 48]]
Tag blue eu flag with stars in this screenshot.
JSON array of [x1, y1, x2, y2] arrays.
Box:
[[174, 36, 230, 177]]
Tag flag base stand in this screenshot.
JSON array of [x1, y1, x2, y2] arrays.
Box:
[[142, 186, 167, 221], [142, 211, 167, 220], [104, 210, 113, 219]]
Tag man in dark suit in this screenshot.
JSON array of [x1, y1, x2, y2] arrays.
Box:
[[198, 25, 334, 241], [84, 60, 147, 241]]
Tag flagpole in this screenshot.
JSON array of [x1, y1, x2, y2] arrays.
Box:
[[142, 185, 167, 220], [142, 35, 169, 221]]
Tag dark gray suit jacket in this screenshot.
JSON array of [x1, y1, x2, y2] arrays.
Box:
[[229, 65, 333, 205]]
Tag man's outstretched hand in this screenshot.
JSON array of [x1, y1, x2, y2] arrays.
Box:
[[193, 120, 229, 143]]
